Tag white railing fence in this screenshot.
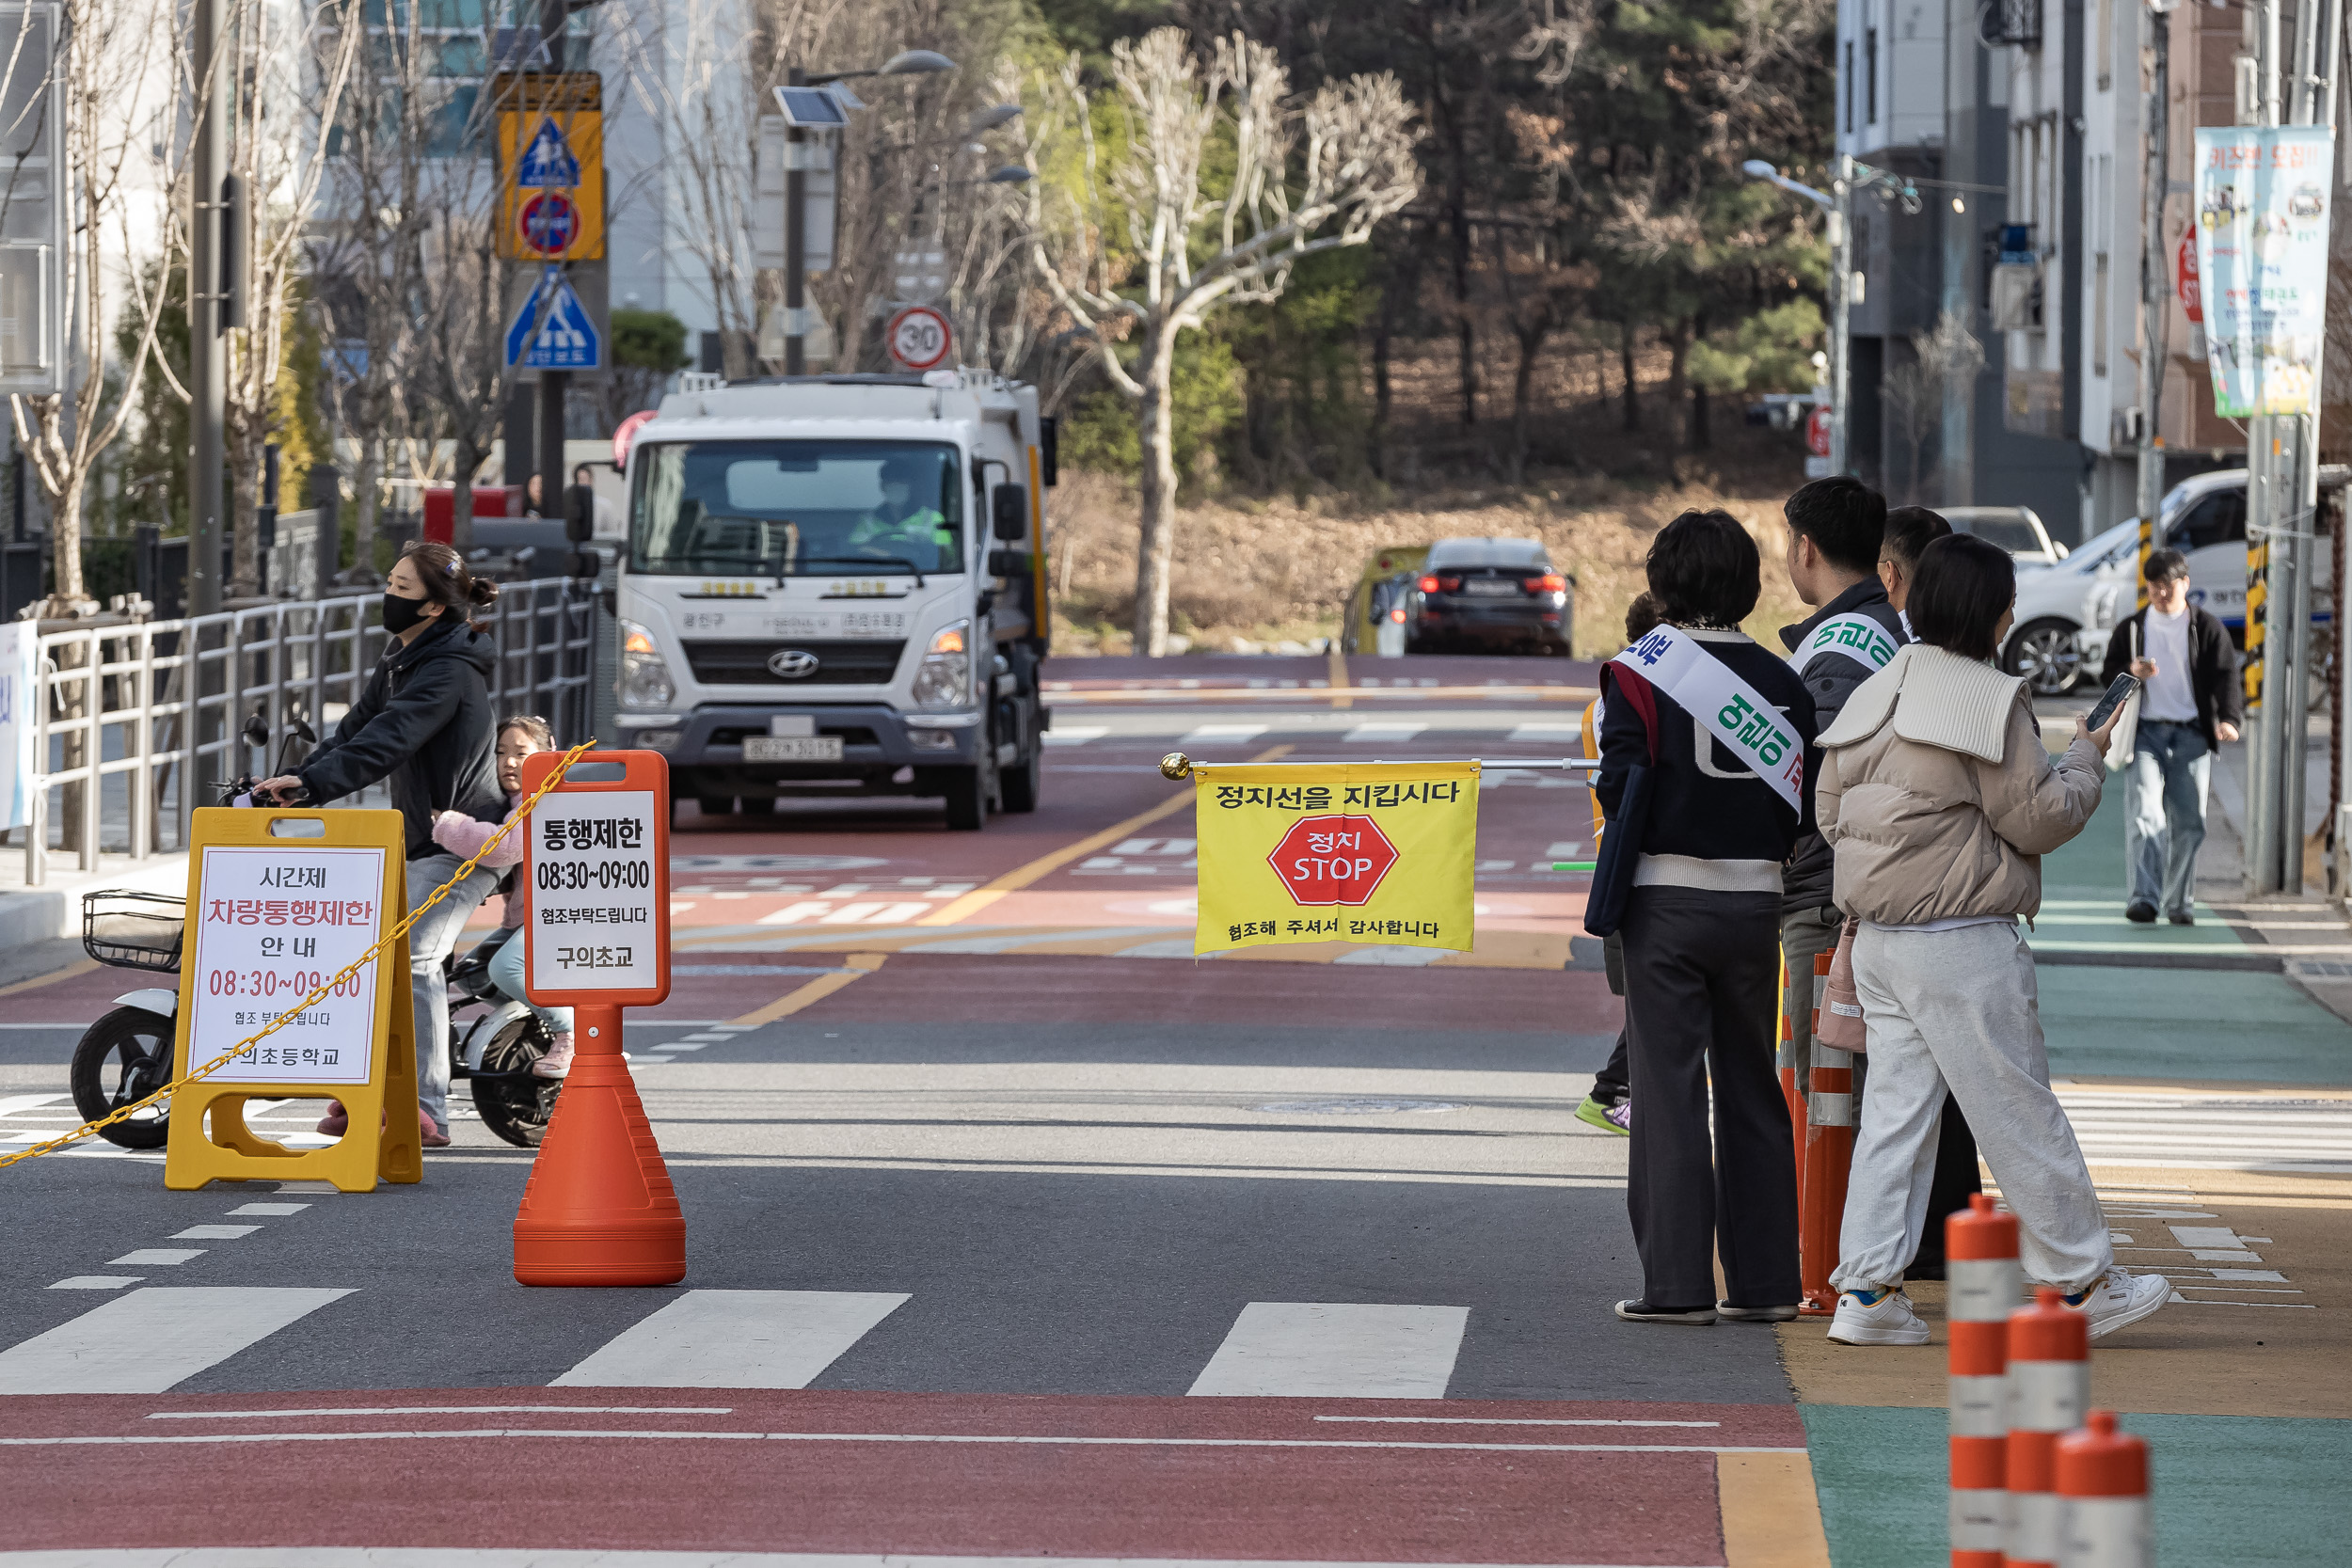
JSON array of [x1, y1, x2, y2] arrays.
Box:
[[17, 579, 600, 886]]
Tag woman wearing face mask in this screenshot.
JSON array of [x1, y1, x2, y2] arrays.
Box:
[[255, 542, 504, 1148]]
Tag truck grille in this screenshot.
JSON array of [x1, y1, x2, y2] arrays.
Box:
[[683, 640, 905, 686]]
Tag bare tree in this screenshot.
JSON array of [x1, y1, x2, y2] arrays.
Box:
[[1023, 28, 1419, 656], [6, 0, 208, 611], [1883, 309, 1984, 504], [218, 0, 359, 593]]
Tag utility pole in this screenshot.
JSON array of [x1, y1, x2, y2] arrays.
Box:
[[1830, 152, 1853, 477], [2244, 0, 2285, 895], [187, 0, 225, 615], [536, 0, 569, 523], [784, 66, 807, 376], [2135, 1, 2172, 535]]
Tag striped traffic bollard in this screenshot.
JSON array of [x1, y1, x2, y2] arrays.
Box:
[[2005, 1287, 2090, 1568], [1948, 1193, 2021, 1568], [2057, 1411, 2152, 1568], [1798, 949, 1851, 1317]]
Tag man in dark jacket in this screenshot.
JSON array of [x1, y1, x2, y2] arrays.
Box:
[[2101, 547, 2243, 924], [1777, 477, 1902, 1104]]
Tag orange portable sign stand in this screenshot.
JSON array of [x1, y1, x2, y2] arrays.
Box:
[[510, 750, 682, 1286]]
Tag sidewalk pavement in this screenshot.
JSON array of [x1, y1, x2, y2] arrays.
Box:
[[1787, 733, 2352, 1563]]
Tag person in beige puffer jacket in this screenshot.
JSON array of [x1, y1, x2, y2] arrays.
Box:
[[1813, 534, 2171, 1348]]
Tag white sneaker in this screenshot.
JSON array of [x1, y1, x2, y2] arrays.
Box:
[[2062, 1267, 2170, 1339], [1826, 1288, 1931, 1346]]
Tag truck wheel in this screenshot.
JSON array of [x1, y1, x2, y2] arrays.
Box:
[[1001, 727, 1042, 814], [943, 765, 988, 831]]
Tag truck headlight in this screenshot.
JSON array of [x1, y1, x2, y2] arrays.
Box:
[[911, 620, 972, 709], [620, 620, 676, 708]]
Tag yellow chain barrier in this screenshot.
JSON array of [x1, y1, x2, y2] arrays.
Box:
[[0, 737, 602, 1171]]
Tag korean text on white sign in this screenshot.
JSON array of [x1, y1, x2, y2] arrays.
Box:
[[186, 846, 386, 1085]]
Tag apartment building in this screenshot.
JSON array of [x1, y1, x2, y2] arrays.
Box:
[[1832, 0, 2261, 542]]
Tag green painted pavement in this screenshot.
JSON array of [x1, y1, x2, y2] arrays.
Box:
[[1802, 1404, 2352, 1566], [2017, 766, 2352, 1085]]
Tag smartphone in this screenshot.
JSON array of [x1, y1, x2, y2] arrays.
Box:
[[2083, 673, 2140, 732]]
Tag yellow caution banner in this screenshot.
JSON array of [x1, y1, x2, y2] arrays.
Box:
[[1192, 762, 1479, 955]]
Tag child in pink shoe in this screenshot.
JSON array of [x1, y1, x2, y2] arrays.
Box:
[[433, 715, 576, 1077]]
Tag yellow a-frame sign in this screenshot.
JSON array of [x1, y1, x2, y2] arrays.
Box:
[[163, 808, 421, 1193]]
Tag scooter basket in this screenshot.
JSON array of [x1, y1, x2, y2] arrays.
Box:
[[82, 889, 187, 973]]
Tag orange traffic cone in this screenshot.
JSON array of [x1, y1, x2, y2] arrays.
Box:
[[513, 1006, 686, 1286]]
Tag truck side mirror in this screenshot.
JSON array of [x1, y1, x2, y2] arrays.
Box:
[[566, 547, 603, 580], [564, 484, 596, 543], [992, 483, 1028, 542]]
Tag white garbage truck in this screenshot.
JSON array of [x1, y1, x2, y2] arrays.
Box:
[[606, 370, 1055, 829]]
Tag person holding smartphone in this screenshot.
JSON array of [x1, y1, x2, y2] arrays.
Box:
[[2098, 547, 2242, 926], [1814, 535, 2169, 1344]]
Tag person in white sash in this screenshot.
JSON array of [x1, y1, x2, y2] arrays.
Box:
[[1816, 534, 2169, 1343], [1596, 510, 1817, 1326]]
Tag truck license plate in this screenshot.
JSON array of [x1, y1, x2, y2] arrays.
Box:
[[744, 736, 844, 762]]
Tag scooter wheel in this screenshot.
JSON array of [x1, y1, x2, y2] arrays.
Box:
[[472, 1017, 559, 1148], [69, 1006, 176, 1149]]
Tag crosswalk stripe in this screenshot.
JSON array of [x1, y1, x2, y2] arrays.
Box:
[[1187, 1302, 1469, 1398], [0, 1287, 351, 1394], [550, 1290, 909, 1388], [1041, 725, 1109, 746], [1509, 723, 1584, 743], [1178, 723, 1268, 746], [2057, 1091, 2352, 1171], [1342, 722, 1425, 744]]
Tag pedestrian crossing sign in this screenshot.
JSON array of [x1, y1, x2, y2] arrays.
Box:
[[494, 71, 604, 261], [164, 807, 421, 1195], [506, 266, 602, 371]]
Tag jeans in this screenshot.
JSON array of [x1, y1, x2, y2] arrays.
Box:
[[406, 851, 498, 1131], [487, 930, 573, 1039], [2126, 720, 2211, 918], [1834, 923, 2112, 1293]]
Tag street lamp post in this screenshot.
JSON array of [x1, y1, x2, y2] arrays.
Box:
[[782, 50, 956, 375], [1743, 157, 1851, 477]]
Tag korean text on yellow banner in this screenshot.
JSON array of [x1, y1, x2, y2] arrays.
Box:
[[1193, 762, 1479, 955]]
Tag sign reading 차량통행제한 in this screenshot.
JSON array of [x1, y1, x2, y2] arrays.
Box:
[[184, 846, 387, 1085], [1192, 762, 1480, 956], [527, 788, 662, 997]]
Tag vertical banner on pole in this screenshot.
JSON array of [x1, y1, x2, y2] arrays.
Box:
[[163, 808, 418, 1193], [2189, 126, 2334, 418], [513, 749, 680, 1286]]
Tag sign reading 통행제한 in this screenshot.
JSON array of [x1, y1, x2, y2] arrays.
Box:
[[528, 789, 661, 995], [184, 846, 387, 1085], [1192, 762, 1479, 955]]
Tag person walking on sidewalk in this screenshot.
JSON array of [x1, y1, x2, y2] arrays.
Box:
[[1778, 477, 1904, 1114], [1815, 535, 2169, 1344], [2100, 546, 2242, 927], [1596, 510, 1816, 1325], [1577, 592, 1664, 1137]]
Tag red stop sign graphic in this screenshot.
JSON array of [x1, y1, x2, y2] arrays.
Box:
[[2177, 232, 2201, 325], [1805, 404, 1833, 457], [1269, 815, 1399, 906]]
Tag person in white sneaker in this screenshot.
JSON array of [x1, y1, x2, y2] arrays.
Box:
[[1814, 536, 2170, 1345]]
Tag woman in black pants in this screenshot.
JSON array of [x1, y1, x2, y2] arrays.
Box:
[[1594, 511, 1817, 1324]]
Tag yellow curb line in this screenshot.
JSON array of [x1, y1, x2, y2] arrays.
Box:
[[1719, 1450, 1833, 1568], [726, 952, 889, 1028], [0, 957, 99, 998], [914, 744, 1295, 927]]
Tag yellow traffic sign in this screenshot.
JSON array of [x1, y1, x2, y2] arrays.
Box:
[[496, 71, 604, 262], [163, 807, 421, 1193]]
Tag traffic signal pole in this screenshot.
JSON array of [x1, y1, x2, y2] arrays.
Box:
[[537, 0, 570, 519], [188, 0, 225, 614]]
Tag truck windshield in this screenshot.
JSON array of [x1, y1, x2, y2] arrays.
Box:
[[630, 440, 965, 578]]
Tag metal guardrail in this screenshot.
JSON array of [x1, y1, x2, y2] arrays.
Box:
[[21, 579, 600, 886]]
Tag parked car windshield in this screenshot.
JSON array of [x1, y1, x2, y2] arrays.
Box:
[[629, 440, 966, 577], [1953, 512, 2045, 556]]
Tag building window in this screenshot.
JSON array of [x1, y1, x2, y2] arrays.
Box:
[[1867, 28, 1878, 125], [1845, 41, 1854, 133], [2092, 254, 2109, 375]]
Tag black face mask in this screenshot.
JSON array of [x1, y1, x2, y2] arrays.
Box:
[[383, 592, 433, 635]]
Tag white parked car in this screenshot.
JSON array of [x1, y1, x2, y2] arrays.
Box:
[[1946, 506, 2067, 569], [1999, 518, 2143, 694]]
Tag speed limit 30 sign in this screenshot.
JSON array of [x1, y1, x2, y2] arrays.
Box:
[[886, 305, 953, 372]]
